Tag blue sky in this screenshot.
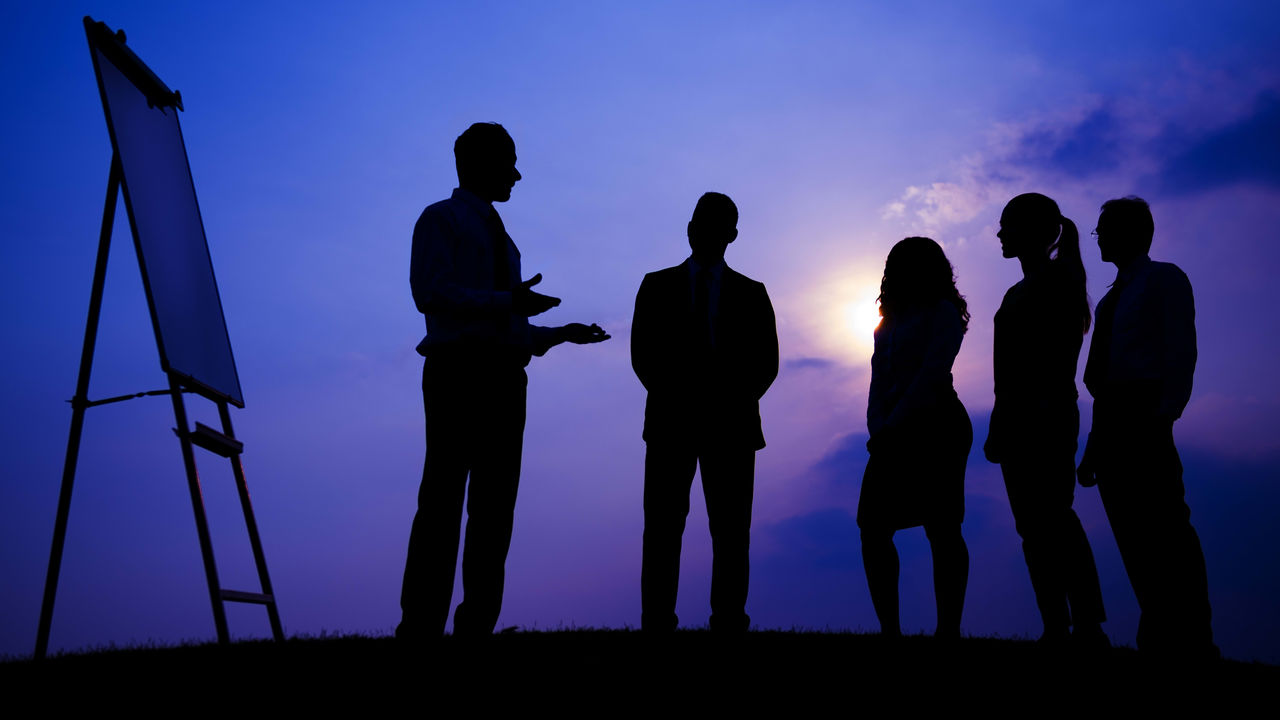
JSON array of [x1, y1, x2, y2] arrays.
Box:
[[3, 2, 1279, 661]]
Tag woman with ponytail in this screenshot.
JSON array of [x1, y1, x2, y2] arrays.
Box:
[[860, 237, 972, 639], [986, 193, 1108, 647]]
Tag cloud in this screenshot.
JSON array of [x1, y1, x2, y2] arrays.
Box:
[[750, 412, 1026, 635], [759, 508, 863, 571], [1177, 447, 1280, 663], [783, 356, 838, 372], [1179, 393, 1280, 458], [880, 201, 906, 220], [808, 430, 869, 498], [882, 164, 1007, 233], [882, 79, 1280, 237], [751, 408, 1280, 661], [1158, 91, 1280, 194], [1014, 106, 1126, 177]]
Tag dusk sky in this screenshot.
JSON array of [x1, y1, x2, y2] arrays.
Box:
[[4, 2, 1279, 662]]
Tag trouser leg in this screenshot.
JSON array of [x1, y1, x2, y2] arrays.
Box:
[[860, 528, 901, 636], [641, 444, 697, 632], [701, 448, 755, 632], [1003, 455, 1106, 632], [1059, 488, 1107, 627], [399, 357, 473, 637], [453, 369, 527, 636], [1003, 459, 1068, 633], [925, 522, 968, 637], [1098, 429, 1213, 655]]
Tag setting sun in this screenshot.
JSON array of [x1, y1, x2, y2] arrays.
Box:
[[847, 294, 883, 345], [802, 270, 885, 363], [840, 276, 884, 357]]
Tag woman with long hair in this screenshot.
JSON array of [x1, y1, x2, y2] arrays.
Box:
[[860, 236, 972, 639], [985, 193, 1107, 646]]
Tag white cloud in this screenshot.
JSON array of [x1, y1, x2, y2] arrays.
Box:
[[880, 65, 1280, 240], [1180, 393, 1280, 458]]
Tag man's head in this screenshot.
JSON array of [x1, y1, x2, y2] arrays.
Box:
[[687, 192, 738, 264], [1096, 196, 1154, 266], [455, 122, 520, 203]]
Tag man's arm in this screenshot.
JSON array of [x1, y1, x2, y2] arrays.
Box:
[[410, 206, 512, 317], [1158, 265, 1197, 421], [1077, 289, 1113, 486], [631, 274, 662, 392], [750, 283, 780, 400]]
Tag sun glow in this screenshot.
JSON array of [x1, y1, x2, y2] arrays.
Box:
[[822, 274, 883, 361], [794, 262, 885, 365], [846, 292, 883, 347]]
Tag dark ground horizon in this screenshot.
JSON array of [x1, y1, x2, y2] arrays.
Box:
[[5, 629, 1276, 709]]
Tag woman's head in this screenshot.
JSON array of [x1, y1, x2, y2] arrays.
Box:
[[997, 192, 1091, 333], [998, 192, 1064, 260], [877, 236, 969, 332]]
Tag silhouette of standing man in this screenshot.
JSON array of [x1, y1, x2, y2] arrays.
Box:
[[632, 192, 778, 633], [1078, 196, 1216, 658], [399, 122, 609, 639]]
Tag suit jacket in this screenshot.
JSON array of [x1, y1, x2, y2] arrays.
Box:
[[1083, 255, 1196, 425], [631, 259, 779, 450]]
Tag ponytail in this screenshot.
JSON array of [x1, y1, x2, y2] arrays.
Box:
[[1052, 215, 1091, 333]]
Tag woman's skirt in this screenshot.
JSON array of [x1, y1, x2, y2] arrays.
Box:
[[857, 397, 972, 531]]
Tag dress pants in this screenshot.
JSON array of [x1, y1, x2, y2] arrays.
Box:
[[399, 349, 528, 637], [641, 443, 755, 632], [1001, 451, 1106, 632], [1095, 422, 1215, 655]]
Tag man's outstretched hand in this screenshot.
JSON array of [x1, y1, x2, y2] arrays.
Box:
[[514, 273, 561, 317], [560, 323, 610, 344]]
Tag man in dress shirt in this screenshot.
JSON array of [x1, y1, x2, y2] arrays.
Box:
[[631, 192, 778, 632], [398, 122, 609, 639], [1077, 196, 1216, 658]]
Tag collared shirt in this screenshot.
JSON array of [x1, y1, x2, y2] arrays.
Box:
[[1084, 254, 1196, 421], [410, 187, 555, 362]]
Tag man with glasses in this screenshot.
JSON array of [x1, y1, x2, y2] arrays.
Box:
[[1078, 196, 1217, 659]]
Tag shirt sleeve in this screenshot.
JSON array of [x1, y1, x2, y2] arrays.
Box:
[[631, 274, 660, 392], [750, 282, 780, 400], [529, 325, 559, 357], [1158, 265, 1197, 420], [410, 205, 514, 317]]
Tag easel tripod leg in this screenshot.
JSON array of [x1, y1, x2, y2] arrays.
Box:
[[34, 155, 120, 660]]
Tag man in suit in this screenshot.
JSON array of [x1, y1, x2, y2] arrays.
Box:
[[398, 122, 609, 639], [1077, 196, 1216, 658], [631, 192, 779, 633]]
